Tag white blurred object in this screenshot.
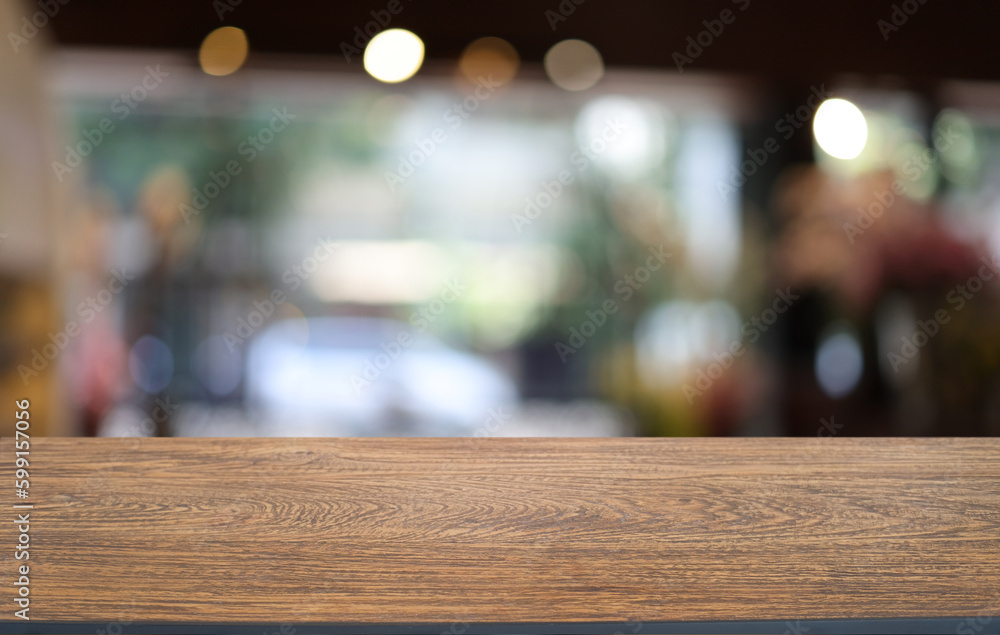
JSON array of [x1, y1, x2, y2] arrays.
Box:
[[244, 317, 518, 436], [574, 95, 669, 178], [98, 404, 156, 437], [172, 398, 633, 438]]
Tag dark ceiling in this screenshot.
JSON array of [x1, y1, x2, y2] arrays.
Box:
[[47, 1, 994, 85]]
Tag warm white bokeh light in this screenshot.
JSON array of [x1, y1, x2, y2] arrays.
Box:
[[813, 98, 868, 160], [544, 39, 604, 91], [363, 28, 425, 83]]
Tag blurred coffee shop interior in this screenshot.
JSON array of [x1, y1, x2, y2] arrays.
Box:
[[2, 0, 999, 439]]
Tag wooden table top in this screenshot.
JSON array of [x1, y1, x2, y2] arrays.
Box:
[[1, 437, 998, 634]]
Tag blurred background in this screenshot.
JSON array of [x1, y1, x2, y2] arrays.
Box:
[[2, 0, 999, 438]]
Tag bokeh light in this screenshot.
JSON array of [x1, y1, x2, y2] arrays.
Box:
[[813, 98, 868, 160], [544, 39, 604, 91], [364, 28, 425, 83], [199, 26, 249, 76], [815, 329, 864, 398], [459, 37, 520, 86], [129, 335, 175, 394], [192, 335, 243, 397], [934, 108, 979, 185]]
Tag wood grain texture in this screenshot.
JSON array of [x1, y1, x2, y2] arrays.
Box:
[[1, 437, 999, 628]]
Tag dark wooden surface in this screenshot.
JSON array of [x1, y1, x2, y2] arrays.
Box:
[[1, 437, 999, 631]]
